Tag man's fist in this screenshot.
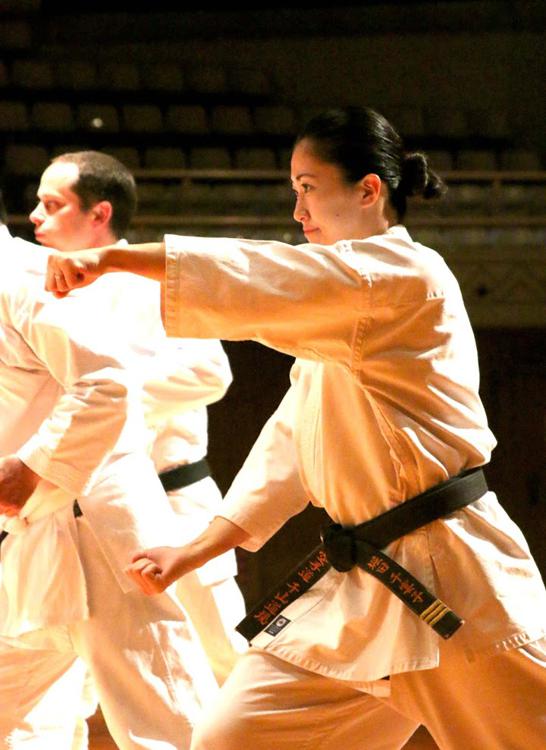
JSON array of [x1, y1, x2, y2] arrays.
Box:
[[0, 456, 40, 516]]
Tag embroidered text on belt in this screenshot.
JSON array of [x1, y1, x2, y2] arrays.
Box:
[[236, 468, 488, 642], [158, 457, 211, 493]]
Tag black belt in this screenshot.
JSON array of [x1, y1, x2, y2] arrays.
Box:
[[159, 458, 211, 493], [236, 467, 488, 643]]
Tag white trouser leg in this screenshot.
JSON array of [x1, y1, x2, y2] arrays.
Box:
[[69, 518, 218, 750], [176, 572, 247, 685], [70, 666, 98, 750], [167, 480, 248, 685], [190, 649, 418, 750], [0, 632, 87, 750], [387, 636, 546, 749], [193, 638, 546, 750]]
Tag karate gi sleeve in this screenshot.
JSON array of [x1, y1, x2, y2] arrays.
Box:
[[143, 337, 232, 427], [13, 290, 134, 498], [163, 235, 370, 368]]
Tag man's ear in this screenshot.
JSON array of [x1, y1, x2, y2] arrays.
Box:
[[358, 173, 382, 207], [91, 200, 113, 228]]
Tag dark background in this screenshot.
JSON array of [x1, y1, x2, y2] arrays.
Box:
[[1, 0, 545, 606]]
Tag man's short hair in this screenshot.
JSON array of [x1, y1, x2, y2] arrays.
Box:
[[52, 151, 137, 238]]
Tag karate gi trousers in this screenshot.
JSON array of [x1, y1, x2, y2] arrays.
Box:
[[167, 477, 248, 685], [191, 637, 546, 750], [0, 517, 217, 750]]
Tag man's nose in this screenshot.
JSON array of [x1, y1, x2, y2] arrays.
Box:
[[29, 205, 43, 226]]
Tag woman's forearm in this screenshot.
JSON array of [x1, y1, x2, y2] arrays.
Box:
[[184, 516, 250, 569], [125, 516, 250, 594], [102, 242, 166, 281], [46, 242, 168, 296]]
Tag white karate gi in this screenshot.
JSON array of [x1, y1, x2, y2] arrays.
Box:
[[0, 227, 217, 750], [68, 246, 245, 748], [161, 226, 546, 749], [143, 338, 248, 683]]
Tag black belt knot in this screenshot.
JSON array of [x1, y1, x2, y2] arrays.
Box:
[[236, 467, 489, 643], [321, 523, 356, 572]]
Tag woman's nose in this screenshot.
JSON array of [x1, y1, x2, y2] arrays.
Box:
[[293, 195, 308, 223]]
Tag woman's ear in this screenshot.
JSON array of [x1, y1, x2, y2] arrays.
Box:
[[358, 173, 382, 207]]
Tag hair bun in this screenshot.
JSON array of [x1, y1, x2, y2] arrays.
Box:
[[400, 152, 446, 200]]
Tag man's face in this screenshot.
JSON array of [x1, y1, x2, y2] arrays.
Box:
[[29, 161, 97, 252]]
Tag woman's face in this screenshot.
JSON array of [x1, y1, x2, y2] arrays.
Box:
[[290, 139, 368, 245]]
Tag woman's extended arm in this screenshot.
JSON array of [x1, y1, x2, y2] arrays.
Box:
[[46, 242, 166, 296]]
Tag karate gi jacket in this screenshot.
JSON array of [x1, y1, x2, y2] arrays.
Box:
[[0, 227, 185, 636], [143, 335, 238, 584], [162, 225, 546, 686]]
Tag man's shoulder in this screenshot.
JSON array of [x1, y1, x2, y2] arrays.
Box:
[[1, 234, 47, 277]]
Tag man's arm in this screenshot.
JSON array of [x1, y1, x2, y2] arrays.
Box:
[[7, 277, 134, 500], [0, 456, 39, 516], [46, 243, 166, 296]]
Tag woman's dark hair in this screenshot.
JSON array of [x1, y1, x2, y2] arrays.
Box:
[[0, 189, 7, 225], [295, 106, 446, 220]]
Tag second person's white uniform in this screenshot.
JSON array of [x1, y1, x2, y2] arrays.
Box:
[[0, 229, 218, 750], [144, 336, 248, 682]]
